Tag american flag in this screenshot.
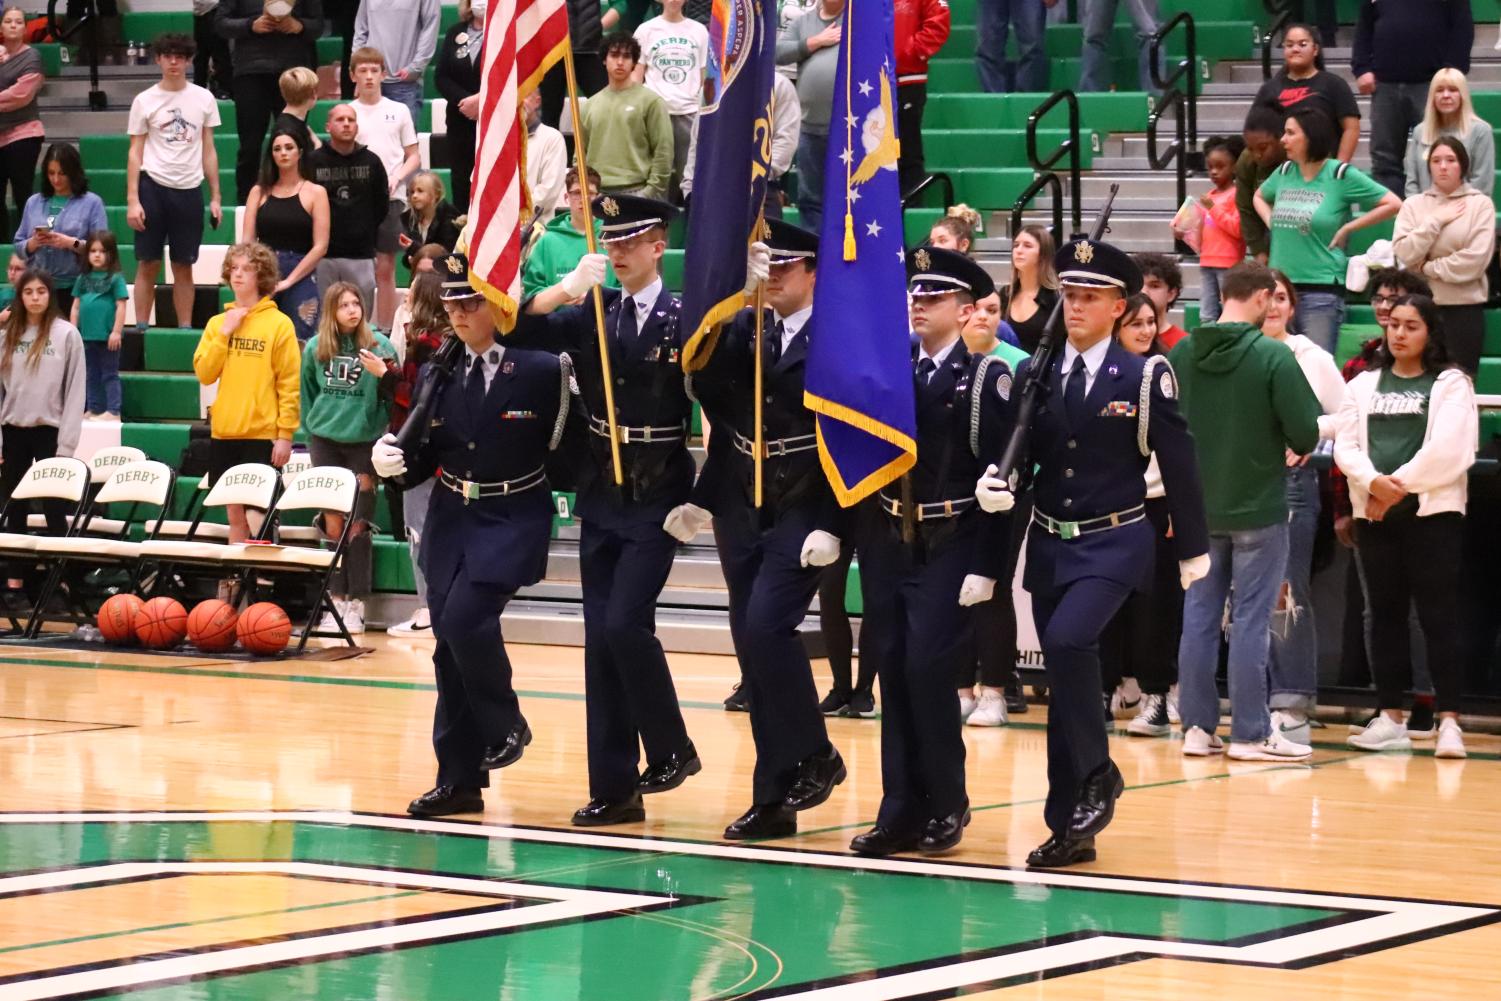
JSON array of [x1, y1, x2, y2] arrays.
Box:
[[466, 0, 569, 330]]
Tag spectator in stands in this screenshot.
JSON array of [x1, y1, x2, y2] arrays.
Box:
[[521, 166, 618, 297], [1405, 69, 1494, 197], [1170, 261, 1322, 762], [274, 67, 322, 155], [580, 33, 674, 202], [1197, 135, 1246, 324], [893, 0, 950, 195], [1236, 104, 1286, 265], [524, 90, 567, 226], [1253, 24, 1360, 163], [351, 46, 421, 330], [70, 232, 128, 423], [13, 143, 106, 314], [1352, 0, 1474, 196], [961, 286, 1024, 362], [927, 204, 981, 255], [0, 253, 23, 325], [540, 0, 608, 128], [0, 268, 83, 546], [408, 241, 446, 274], [777, 0, 820, 81], [193, 0, 232, 99], [778, 0, 845, 231], [681, 72, 800, 218], [633, 0, 708, 202], [1336, 294, 1476, 759], [353, 0, 441, 126], [1259, 269, 1344, 747], [434, 0, 485, 214], [1254, 105, 1402, 353], [243, 127, 331, 342], [301, 281, 399, 636], [310, 103, 388, 315], [398, 170, 461, 269], [192, 242, 301, 543], [0, 6, 43, 246], [127, 34, 223, 333], [1078, 0, 1160, 94], [974, 0, 1048, 94], [214, 0, 324, 203], [1133, 252, 1188, 349], [1000, 223, 1056, 353]]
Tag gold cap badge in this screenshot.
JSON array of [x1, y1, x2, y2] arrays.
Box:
[[914, 248, 931, 272], [601, 196, 620, 217], [1074, 241, 1095, 265], [446, 256, 465, 275]]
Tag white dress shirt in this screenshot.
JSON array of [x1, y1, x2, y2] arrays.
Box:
[[918, 337, 959, 381], [621, 278, 663, 332], [775, 304, 813, 353], [1061, 336, 1112, 396], [464, 343, 505, 391]]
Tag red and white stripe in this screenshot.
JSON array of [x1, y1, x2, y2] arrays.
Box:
[[467, 0, 569, 327]]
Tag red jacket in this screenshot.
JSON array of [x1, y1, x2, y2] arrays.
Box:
[[894, 0, 950, 85]]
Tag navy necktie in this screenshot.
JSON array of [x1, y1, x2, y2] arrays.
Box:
[[617, 297, 638, 353], [770, 318, 786, 363], [1064, 354, 1088, 428], [917, 357, 936, 387], [465, 353, 487, 418]]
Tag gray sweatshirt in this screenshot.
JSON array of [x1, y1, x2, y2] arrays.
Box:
[[0, 318, 86, 457], [776, 7, 841, 135], [353, 0, 443, 81]]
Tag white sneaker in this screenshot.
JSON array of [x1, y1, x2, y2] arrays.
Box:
[[98, 412, 121, 422], [1110, 677, 1142, 718], [1271, 709, 1311, 747], [387, 607, 433, 637], [341, 598, 366, 636], [1347, 713, 1412, 753], [1127, 694, 1171, 736], [1181, 725, 1224, 756], [1434, 718, 1466, 759], [314, 600, 342, 635], [966, 688, 1008, 727], [957, 690, 977, 722], [1166, 684, 1181, 725], [83, 411, 100, 421], [1229, 730, 1312, 761]]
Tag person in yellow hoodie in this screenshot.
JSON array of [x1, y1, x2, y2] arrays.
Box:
[[192, 241, 301, 542]]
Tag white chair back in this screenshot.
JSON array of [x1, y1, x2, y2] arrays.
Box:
[[202, 463, 278, 510], [88, 446, 147, 484], [94, 461, 174, 507], [11, 457, 90, 503], [275, 467, 357, 515], [280, 451, 313, 486]]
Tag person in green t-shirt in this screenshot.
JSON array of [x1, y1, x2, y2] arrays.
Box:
[[300, 280, 401, 635], [68, 232, 130, 420], [0, 254, 24, 326]]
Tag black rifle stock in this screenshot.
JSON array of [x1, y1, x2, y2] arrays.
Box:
[[392, 333, 465, 462]]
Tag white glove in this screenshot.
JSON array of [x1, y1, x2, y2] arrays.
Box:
[[372, 432, 407, 478], [799, 530, 841, 568], [744, 241, 770, 295], [662, 502, 713, 543], [957, 575, 996, 607], [1179, 553, 1211, 591], [559, 253, 608, 297], [975, 464, 1016, 513]]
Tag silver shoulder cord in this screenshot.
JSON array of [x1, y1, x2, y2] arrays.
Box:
[[1138, 355, 1175, 458], [969, 355, 996, 459], [551, 352, 575, 450]]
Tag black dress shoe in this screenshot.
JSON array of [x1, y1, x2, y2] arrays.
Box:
[[723, 684, 751, 712], [1026, 832, 1096, 868], [849, 825, 921, 856], [783, 746, 847, 811], [723, 803, 796, 840], [817, 687, 851, 715], [571, 793, 646, 827], [1069, 761, 1125, 838], [839, 687, 877, 719], [481, 721, 533, 771], [918, 809, 972, 854], [407, 785, 483, 817], [638, 743, 702, 794], [1004, 676, 1029, 714]]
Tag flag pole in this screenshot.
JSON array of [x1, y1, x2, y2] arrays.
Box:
[[753, 280, 765, 509], [563, 41, 624, 485]]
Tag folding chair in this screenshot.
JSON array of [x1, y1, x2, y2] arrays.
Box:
[[136, 463, 280, 601], [27, 446, 149, 535], [142, 476, 228, 542], [24, 461, 177, 636], [273, 452, 321, 543], [0, 457, 92, 632]]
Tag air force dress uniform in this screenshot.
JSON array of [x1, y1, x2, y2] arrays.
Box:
[[513, 194, 698, 826], [852, 248, 1015, 857], [1001, 239, 1208, 866]]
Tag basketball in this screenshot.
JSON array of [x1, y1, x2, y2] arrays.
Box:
[[133, 596, 188, 649], [237, 602, 292, 656], [97, 593, 144, 645], [187, 599, 239, 652]]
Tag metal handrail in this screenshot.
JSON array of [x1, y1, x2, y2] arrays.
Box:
[[1261, 0, 1294, 81], [1009, 172, 1063, 248], [1146, 12, 1197, 251], [901, 172, 954, 211], [1008, 89, 1081, 246], [46, 0, 106, 111]]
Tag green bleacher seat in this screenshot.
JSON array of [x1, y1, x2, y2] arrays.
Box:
[[218, 100, 435, 135], [923, 128, 1098, 170], [925, 93, 1151, 133], [121, 11, 193, 38], [1334, 324, 1382, 369], [143, 329, 202, 374], [122, 373, 202, 421], [106, 207, 233, 248], [1477, 359, 1501, 395], [89, 170, 237, 208], [1481, 411, 1501, 443], [121, 422, 192, 464]]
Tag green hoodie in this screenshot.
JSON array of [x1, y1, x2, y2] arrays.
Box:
[[1168, 322, 1322, 531], [299, 331, 399, 444], [520, 213, 619, 297]]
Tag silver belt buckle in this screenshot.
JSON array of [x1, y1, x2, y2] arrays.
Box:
[[463, 478, 479, 503], [1058, 519, 1079, 540]]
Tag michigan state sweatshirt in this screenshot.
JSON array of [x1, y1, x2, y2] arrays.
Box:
[[0, 317, 85, 456]]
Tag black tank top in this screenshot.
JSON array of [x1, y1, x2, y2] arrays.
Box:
[[1005, 285, 1058, 355], [257, 185, 314, 254]]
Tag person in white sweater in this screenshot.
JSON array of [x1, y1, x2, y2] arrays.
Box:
[[1260, 271, 1346, 745], [1334, 294, 1475, 760]]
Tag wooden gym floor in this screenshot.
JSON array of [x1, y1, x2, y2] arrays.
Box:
[[0, 636, 1498, 1000]]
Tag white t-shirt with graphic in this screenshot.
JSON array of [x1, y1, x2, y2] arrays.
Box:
[[353, 97, 419, 202], [634, 16, 709, 117], [127, 82, 222, 190]]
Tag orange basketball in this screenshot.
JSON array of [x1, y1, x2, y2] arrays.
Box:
[[97, 593, 144, 645], [237, 602, 292, 656], [187, 599, 239, 652], [134, 596, 188, 649]]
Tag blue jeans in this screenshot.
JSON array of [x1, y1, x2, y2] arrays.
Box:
[[797, 131, 828, 234], [1268, 464, 1319, 713], [83, 339, 121, 415], [1079, 0, 1160, 94], [1177, 522, 1289, 744], [273, 249, 320, 342], [382, 78, 424, 129], [1198, 266, 1224, 325], [975, 0, 1048, 93], [1292, 289, 1344, 355]]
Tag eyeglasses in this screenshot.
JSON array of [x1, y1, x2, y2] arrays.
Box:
[[1371, 294, 1401, 306], [443, 297, 487, 314]]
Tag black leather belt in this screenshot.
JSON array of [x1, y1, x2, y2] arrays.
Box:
[[878, 494, 976, 522], [588, 416, 687, 444], [732, 430, 818, 459], [439, 467, 546, 502], [1033, 504, 1146, 540]]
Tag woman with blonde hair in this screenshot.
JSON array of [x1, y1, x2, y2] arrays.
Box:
[[1404, 68, 1495, 197], [927, 203, 983, 255], [1001, 223, 1058, 353]]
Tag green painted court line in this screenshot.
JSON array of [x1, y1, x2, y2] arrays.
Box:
[[0, 888, 423, 956]]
